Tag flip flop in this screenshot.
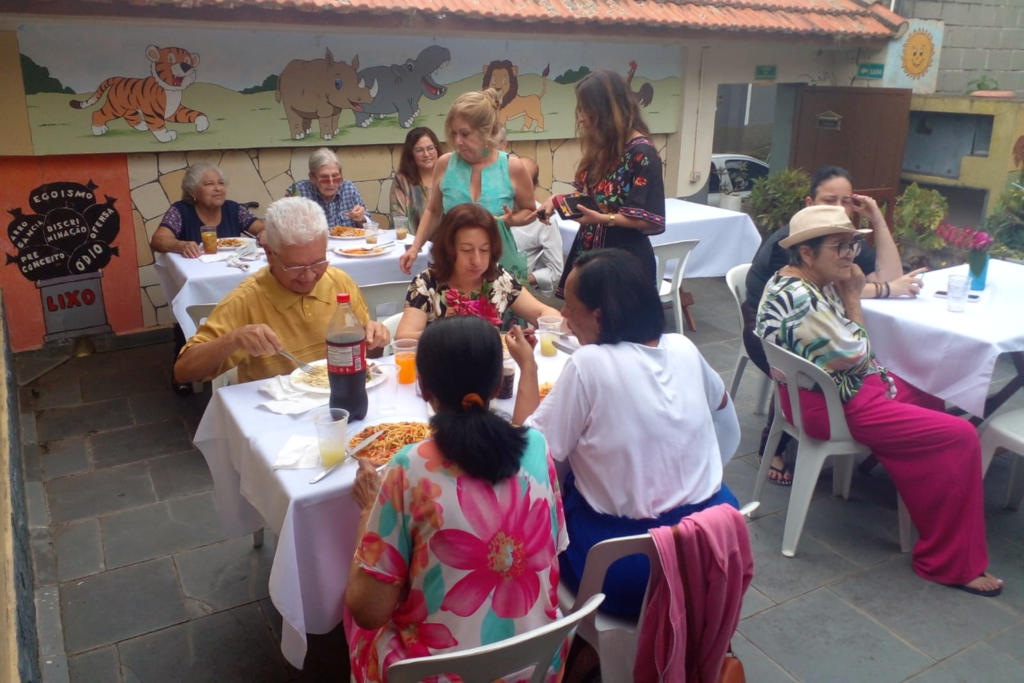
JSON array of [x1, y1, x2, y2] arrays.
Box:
[[768, 464, 792, 487], [951, 575, 1003, 598]]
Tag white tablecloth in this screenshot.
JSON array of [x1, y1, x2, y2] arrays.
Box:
[[556, 198, 761, 278], [861, 260, 1024, 417], [155, 237, 430, 337], [192, 346, 570, 669]]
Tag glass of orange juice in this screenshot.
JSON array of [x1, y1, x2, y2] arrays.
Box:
[[393, 339, 418, 384], [200, 225, 218, 254]]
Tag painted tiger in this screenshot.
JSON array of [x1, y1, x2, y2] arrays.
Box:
[[69, 44, 209, 143]]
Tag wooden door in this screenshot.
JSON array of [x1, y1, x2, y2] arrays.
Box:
[[790, 86, 911, 226]]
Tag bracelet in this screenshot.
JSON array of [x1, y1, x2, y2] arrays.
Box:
[[883, 282, 890, 299], [607, 213, 616, 226], [873, 282, 881, 298]]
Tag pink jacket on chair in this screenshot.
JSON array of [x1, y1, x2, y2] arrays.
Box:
[[633, 504, 754, 683]]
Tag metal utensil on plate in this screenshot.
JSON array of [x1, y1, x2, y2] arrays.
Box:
[[309, 429, 386, 484], [279, 349, 317, 376]]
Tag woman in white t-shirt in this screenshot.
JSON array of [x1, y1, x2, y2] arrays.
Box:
[[512, 248, 741, 618]]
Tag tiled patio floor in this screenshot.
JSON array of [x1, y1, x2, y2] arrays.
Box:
[[15, 277, 1024, 682]]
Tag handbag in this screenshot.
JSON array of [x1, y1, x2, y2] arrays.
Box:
[[717, 647, 746, 683]]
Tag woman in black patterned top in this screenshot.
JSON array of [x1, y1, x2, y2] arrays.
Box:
[[395, 203, 559, 340], [538, 69, 666, 297]]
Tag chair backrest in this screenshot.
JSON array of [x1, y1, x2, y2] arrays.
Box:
[[571, 534, 658, 624], [386, 593, 605, 683], [185, 303, 217, 329], [653, 239, 700, 295], [725, 263, 751, 324], [360, 280, 411, 321], [761, 339, 856, 444]]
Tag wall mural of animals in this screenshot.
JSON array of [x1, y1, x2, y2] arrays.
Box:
[[276, 49, 373, 140], [355, 45, 451, 129], [627, 60, 654, 107], [69, 44, 209, 143], [481, 60, 549, 132]]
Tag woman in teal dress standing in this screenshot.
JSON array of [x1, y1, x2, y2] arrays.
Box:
[[399, 89, 535, 282]]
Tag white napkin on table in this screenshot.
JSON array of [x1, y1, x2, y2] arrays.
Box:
[[258, 376, 328, 414], [272, 435, 320, 469], [198, 252, 233, 263]]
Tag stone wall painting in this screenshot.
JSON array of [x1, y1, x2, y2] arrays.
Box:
[[18, 22, 680, 155], [0, 156, 142, 351]]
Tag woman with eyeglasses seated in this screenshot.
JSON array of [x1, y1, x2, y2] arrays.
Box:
[[395, 202, 559, 340], [286, 147, 368, 228], [512, 248, 742, 618], [756, 204, 1002, 597], [390, 127, 440, 233], [344, 316, 568, 682], [151, 162, 264, 258]]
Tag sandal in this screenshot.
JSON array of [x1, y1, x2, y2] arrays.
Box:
[[951, 573, 1004, 598], [766, 457, 792, 487]]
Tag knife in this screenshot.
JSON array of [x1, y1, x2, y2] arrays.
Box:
[[309, 429, 386, 484]]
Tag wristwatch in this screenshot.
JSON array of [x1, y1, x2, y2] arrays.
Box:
[[607, 213, 616, 225]]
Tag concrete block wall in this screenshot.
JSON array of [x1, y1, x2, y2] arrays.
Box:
[[899, 0, 1024, 95]]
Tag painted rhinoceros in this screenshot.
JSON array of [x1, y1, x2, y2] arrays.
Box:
[[354, 45, 450, 129], [276, 49, 373, 140]]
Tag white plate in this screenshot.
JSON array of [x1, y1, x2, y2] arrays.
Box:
[[215, 237, 254, 251], [328, 227, 366, 240], [289, 359, 384, 394], [334, 245, 394, 258]]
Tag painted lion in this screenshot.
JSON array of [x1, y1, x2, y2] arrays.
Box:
[[482, 61, 549, 133]]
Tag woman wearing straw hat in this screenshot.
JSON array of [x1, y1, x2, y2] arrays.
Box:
[[755, 204, 1002, 597]]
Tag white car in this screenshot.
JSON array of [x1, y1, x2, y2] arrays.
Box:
[[708, 154, 769, 207]]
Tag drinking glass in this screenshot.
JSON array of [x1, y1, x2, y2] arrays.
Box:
[[947, 274, 968, 313], [200, 225, 218, 254], [537, 315, 563, 357], [313, 407, 349, 467], [364, 222, 380, 245], [392, 215, 410, 241], [393, 339, 418, 384]]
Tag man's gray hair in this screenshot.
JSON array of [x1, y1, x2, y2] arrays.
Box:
[[263, 197, 328, 251], [308, 148, 342, 176], [180, 162, 224, 203]]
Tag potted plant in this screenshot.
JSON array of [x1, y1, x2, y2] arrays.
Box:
[[892, 183, 948, 268], [983, 182, 1024, 264], [967, 74, 1015, 98], [747, 167, 810, 236]]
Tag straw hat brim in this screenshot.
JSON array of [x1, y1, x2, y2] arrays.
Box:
[[779, 225, 873, 249]]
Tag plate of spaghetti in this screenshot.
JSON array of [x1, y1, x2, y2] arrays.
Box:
[[538, 382, 554, 400], [289, 360, 384, 394], [349, 420, 431, 466], [329, 225, 365, 240], [335, 245, 392, 258], [216, 237, 251, 250]]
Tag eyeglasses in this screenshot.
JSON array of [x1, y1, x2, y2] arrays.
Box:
[[823, 238, 863, 257], [413, 145, 436, 155], [315, 174, 342, 184], [274, 253, 329, 273]]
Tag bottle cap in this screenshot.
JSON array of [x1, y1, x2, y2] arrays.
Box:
[[337, 293, 350, 304]]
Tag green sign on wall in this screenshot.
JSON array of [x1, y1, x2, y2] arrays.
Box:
[[857, 63, 885, 79], [754, 65, 777, 81]]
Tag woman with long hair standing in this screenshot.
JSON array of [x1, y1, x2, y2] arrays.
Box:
[[540, 70, 666, 297], [399, 90, 535, 282]]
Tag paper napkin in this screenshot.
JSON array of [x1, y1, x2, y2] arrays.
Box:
[[272, 435, 320, 469]]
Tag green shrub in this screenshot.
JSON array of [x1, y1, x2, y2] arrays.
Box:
[[747, 168, 810, 236]]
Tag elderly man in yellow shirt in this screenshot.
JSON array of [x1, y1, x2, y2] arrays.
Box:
[[174, 196, 390, 384]]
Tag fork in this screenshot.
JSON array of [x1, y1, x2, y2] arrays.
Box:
[[278, 349, 316, 376]]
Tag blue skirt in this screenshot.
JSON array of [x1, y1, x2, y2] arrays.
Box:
[[559, 473, 738, 618]]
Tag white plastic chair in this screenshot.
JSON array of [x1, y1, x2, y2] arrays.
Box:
[[751, 340, 914, 556], [360, 280, 411, 321], [557, 502, 759, 682], [386, 593, 605, 683], [724, 264, 772, 415], [653, 239, 699, 335], [185, 304, 238, 392], [980, 408, 1024, 509]]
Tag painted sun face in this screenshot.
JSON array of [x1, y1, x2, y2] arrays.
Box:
[[902, 30, 935, 79]]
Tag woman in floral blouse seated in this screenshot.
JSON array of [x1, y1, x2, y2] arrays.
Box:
[[756, 204, 1002, 597], [344, 315, 567, 682], [395, 202, 559, 339]]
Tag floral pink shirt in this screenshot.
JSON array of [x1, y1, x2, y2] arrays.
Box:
[[348, 428, 568, 683]]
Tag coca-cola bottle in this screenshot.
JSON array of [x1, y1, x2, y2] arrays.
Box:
[[326, 292, 368, 419]]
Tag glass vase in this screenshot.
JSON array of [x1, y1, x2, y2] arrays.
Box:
[[968, 250, 989, 291]]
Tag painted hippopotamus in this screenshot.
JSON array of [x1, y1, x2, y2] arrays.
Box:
[[276, 49, 373, 140], [354, 45, 450, 128]]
